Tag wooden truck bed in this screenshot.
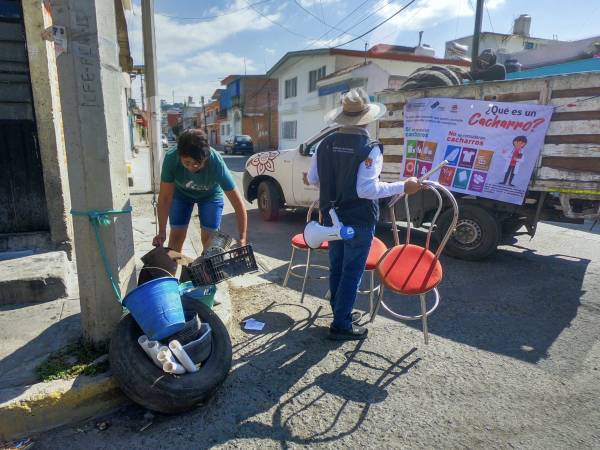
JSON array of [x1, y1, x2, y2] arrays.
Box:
[[376, 72, 600, 198]]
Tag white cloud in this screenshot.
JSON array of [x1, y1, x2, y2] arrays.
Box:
[[370, 0, 506, 49], [125, 0, 274, 101]]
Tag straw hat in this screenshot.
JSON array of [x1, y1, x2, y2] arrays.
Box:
[[324, 87, 387, 126]]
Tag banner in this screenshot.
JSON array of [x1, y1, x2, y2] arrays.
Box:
[[402, 97, 553, 205]]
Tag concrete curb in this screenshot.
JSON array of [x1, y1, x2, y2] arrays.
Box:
[[0, 282, 233, 442]]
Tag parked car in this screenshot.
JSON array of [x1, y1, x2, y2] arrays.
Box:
[[224, 135, 254, 155]]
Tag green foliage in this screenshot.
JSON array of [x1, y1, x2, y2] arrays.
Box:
[[36, 338, 109, 382]]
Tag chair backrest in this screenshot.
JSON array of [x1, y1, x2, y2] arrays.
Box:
[[387, 181, 459, 259], [306, 199, 323, 224]]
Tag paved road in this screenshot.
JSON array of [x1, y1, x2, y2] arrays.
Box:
[[34, 153, 600, 449]]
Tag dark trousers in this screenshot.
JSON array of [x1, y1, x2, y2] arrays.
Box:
[[502, 165, 516, 185], [328, 225, 375, 330]]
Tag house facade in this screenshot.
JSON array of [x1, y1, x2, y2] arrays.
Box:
[[220, 75, 278, 151], [203, 93, 222, 146], [445, 14, 561, 60], [268, 45, 469, 150]]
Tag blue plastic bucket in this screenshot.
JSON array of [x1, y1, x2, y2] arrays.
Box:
[[122, 277, 185, 340]]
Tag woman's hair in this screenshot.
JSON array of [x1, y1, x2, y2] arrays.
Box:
[[177, 129, 210, 162]]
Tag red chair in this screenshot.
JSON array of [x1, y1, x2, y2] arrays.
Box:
[[283, 201, 329, 303], [370, 181, 459, 344], [356, 237, 388, 319]]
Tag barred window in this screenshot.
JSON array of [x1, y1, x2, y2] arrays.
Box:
[[282, 121, 297, 140]]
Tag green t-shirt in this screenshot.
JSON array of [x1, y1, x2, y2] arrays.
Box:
[[160, 147, 236, 201]]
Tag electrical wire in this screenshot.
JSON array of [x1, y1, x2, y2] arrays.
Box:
[[322, 0, 396, 47], [292, 0, 347, 33], [331, 0, 418, 48], [243, 0, 318, 40], [164, 0, 273, 21], [304, 0, 374, 49]]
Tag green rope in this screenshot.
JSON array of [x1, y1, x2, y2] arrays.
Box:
[[70, 207, 133, 302]]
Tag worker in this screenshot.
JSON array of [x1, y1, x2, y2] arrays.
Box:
[[152, 129, 247, 251], [304, 88, 422, 341]]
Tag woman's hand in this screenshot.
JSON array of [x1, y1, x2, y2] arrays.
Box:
[[152, 232, 166, 247]]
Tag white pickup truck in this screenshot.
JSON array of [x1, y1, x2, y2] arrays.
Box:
[[243, 71, 600, 260]]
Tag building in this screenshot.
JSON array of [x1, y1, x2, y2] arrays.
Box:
[[445, 14, 562, 60], [203, 90, 223, 146], [181, 96, 202, 130], [219, 75, 278, 151], [267, 44, 469, 150], [0, 0, 133, 254]]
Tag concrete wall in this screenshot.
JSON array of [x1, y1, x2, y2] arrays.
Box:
[[447, 34, 559, 58], [22, 0, 73, 253], [275, 54, 337, 149]]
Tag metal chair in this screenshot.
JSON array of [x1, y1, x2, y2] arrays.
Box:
[[370, 181, 459, 344], [283, 200, 329, 303]]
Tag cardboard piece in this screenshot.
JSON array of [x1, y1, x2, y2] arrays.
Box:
[[138, 247, 194, 285]]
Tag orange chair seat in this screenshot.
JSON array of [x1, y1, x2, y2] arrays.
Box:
[[366, 237, 388, 270], [377, 244, 442, 295], [292, 233, 329, 250]]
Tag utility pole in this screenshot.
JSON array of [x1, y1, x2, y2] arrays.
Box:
[[140, 74, 145, 111], [52, 0, 136, 342], [471, 0, 485, 72], [142, 0, 162, 191], [201, 95, 208, 134]]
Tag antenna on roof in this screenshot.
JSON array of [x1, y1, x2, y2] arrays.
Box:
[[364, 41, 368, 63], [418, 30, 424, 47]]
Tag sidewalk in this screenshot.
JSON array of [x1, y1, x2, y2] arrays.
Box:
[[0, 193, 232, 442]]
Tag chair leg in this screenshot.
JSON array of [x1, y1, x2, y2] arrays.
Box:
[[370, 285, 384, 323], [368, 270, 375, 319], [283, 246, 296, 287], [420, 293, 429, 345], [300, 248, 312, 303]]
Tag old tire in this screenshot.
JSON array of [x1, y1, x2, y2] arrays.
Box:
[[257, 180, 282, 222], [109, 298, 232, 414], [436, 204, 500, 261]]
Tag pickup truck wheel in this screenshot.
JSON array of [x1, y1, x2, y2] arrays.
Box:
[[257, 180, 282, 222], [436, 204, 500, 261]]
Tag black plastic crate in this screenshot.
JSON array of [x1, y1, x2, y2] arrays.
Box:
[[186, 245, 258, 286]]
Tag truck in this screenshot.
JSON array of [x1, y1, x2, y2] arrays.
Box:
[[243, 71, 600, 260]]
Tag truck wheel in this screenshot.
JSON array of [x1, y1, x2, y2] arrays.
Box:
[[436, 204, 500, 261], [257, 180, 282, 221], [109, 298, 232, 414]]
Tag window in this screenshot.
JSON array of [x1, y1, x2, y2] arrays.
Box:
[[524, 41, 535, 50], [221, 125, 226, 135], [285, 77, 297, 99], [282, 121, 297, 140], [308, 66, 327, 92]]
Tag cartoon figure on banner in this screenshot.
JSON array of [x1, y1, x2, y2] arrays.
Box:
[[499, 136, 527, 186], [249, 151, 279, 175]]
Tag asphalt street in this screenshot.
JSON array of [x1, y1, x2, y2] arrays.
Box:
[[33, 152, 600, 449]]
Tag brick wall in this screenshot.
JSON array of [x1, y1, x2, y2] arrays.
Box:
[[241, 78, 278, 151]]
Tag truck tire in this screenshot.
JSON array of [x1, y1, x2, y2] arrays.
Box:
[[257, 180, 282, 222], [436, 204, 500, 261], [109, 298, 232, 414]]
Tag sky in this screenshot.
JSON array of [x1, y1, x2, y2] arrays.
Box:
[[125, 0, 600, 105]]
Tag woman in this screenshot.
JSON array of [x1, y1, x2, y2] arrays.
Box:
[[152, 129, 247, 252]]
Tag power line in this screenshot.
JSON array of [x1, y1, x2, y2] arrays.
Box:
[[164, 0, 273, 21], [485, 4, 495, 34], [243, 0, 318, 40], [323, 0, 396, 47], [332, 0, 419, 48], [305, 0, 374, 48], [292, 0, 347, 33]]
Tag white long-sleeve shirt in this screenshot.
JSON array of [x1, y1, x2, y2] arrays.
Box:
[[306, 127, 406, 199]]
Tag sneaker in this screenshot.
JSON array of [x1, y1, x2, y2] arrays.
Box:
[[328, 324, 368, 341]]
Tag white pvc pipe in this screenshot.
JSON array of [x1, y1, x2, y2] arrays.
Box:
[[137, 335, 163, 368], [163, 360, 186, 374], [169, 340, 199, 373]]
